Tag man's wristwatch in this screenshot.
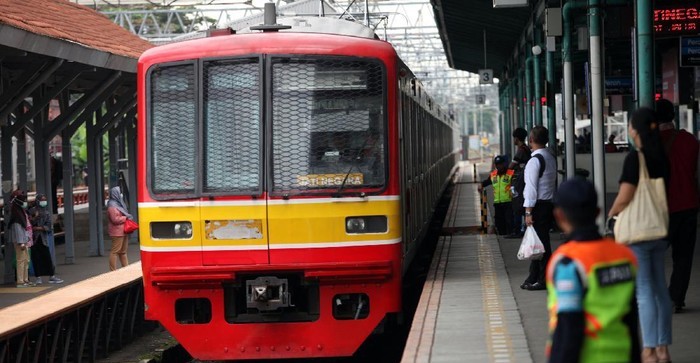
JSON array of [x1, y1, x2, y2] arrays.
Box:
[[525, 211, 532, 216]]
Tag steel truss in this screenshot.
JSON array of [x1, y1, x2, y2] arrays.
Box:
[[91, 0, 493, 130]]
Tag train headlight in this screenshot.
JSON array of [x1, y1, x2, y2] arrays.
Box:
[[151, 221, 193, 239], [346, 218, 366, 233], [345, 216, 387, 234]]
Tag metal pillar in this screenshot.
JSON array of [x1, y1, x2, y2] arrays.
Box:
[[504, 84, 513, 157], [108, 127, 119, 189], [17, 130, 28, 191], [61, 127, 76, 264], [86, 109, 105, 257], [533, 30, 543, 127], [546, 48, 556, 151], [636, 0, 654, 107], [33, 105, 53, 214], [589, 0, 606, 229], [563, 0, 585, 179], [525, 56, 534, 132], [1, 126, 16, 284], [518, 69, 525, 128], [125, 119, 139, 244]]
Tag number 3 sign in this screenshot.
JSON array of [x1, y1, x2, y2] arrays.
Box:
[[479, 69, 493, 84]]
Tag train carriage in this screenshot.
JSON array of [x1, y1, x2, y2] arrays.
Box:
[[138, 11, 459, 360]]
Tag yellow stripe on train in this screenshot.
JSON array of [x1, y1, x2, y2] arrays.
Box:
[[137, 199, 401, 249]]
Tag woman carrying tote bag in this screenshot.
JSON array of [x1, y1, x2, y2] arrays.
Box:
[[608, 107, 672, 363]]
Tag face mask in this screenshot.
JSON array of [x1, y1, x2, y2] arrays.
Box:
[[39, 201, 48, 208]]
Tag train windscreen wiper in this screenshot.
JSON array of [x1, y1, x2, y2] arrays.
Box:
[[333, 136, 370, 197]]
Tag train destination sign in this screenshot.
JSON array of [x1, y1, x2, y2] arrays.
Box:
[[654, 2, 700, 36]]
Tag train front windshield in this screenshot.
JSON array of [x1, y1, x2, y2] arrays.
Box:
[[148, 57, 386, 198]]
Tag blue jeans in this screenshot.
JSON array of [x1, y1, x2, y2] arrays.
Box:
[[629, 240, 673, 347]]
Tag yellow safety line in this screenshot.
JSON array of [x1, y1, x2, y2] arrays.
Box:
[[478, 235, 515, 363]]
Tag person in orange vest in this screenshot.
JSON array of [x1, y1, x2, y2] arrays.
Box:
[[546, 179, 640, 363], [479, 155, 514, 235]]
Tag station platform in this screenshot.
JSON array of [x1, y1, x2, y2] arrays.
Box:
[[402, 162, 700, 363], [0, 237, 141, 309]]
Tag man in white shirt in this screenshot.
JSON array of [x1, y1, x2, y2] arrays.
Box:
[[521, 126, 557, 291]]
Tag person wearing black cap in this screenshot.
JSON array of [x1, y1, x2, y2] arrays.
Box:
[[656, 98, 699, 313], [479, 155, 514, 235], [546, 178, 640, 363], [508, 127, 531, 238]]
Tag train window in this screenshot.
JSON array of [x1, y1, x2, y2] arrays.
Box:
[[149, 63, 197, 195], [270, 58, 386, 194], [203, 59, 261, 193]]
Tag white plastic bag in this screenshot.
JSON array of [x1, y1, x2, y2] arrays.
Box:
[[517, 226, 545, 261]]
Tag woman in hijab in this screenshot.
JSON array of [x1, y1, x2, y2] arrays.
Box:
[[30, 193, 63, 284], [107, 186, 132, 270], [8, 189, 34, 287]]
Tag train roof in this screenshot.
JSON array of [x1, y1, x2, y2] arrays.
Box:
[[139, 31, 397, 66]]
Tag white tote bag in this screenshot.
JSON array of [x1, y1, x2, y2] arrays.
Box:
[[614, 151, 668, 244], [517, 226, 545, 260]]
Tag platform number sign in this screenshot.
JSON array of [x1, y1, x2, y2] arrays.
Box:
[[479, 69, 494, 84], [475, 94, 486, 105]]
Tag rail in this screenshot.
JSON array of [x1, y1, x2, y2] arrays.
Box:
[[0, 263, 154, 363]]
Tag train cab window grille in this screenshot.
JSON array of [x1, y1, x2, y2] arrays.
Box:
[[270, 58, 386, 195], [203, 59, 261, 194], [149, 63, 197, 196]]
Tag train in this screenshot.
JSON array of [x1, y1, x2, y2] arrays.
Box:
[[137, 5, 460, 360]]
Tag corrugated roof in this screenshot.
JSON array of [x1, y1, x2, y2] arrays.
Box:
[[0, 0, 152, 59], [431, 0, 531, 74]]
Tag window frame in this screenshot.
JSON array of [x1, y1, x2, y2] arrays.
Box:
[[146, 56, 264, 200], [266, 55, 389, 197], [145, 54, 388, 200], [200, 55, 265, 196], [146, 59, 200, 200]]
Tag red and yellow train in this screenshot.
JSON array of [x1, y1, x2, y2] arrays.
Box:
[[138, 11, 459, 360]]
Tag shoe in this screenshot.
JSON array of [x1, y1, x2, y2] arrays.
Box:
[[35, 277, 43, 285], [16, 283, 31, 288], [525, 282, 546, 291], [672, 301, 685, 314], [23, 280, 36, 287], [49, 276, 64, 284], [520, 281, 536, 290]]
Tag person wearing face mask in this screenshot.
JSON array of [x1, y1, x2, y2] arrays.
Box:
[[107, 186, 132, 271], [7, 189, 34, 287], [29, 193, 64, 284], [609, 107, 672, 363]]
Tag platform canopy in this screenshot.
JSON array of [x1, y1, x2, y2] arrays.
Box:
[[430, 0, 531, 74], [1, 0, 153, 282]]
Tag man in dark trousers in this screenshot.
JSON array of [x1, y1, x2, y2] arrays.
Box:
[[657, 98, 699, 313], [521, 126, 556, 291], [479, 155, 514, 235], [546, 178, 640, 363], [508, 128, 531, 238]]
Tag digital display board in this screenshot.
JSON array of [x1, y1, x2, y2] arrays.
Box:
[[654, 2, 700, 36]]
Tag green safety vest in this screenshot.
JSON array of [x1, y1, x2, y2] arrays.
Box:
[[546, 238, 638, 363], [490, 169, 514, 204]]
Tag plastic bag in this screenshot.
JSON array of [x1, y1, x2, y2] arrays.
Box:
[[517, 226, 545, 261]]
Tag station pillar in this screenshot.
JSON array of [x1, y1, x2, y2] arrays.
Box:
[[589, 0, 607, 229]]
